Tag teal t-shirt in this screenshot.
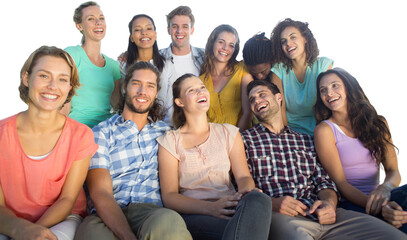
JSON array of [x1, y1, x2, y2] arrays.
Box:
[[271, 57, 333, 136], [65, 45, 121, 128]]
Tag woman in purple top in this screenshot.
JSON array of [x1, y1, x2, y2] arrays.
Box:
[[314, 67, 406, 233]]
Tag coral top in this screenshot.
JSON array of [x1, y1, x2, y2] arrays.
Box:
[[0, 114, 98, 222], [157, 123, 238, 200], [200, 62, 249, 126]]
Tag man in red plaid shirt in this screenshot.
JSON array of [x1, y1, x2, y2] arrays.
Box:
[[241, 80, 406, 239]]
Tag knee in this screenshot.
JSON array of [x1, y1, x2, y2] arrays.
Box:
[[143, 208, 191, 239], [242, 191, 272, 211]]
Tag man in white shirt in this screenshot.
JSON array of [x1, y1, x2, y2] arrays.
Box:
[[159, 6, 205, 125]]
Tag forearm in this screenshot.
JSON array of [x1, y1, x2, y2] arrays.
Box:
[[36, 197, 76, 227], [236, 176, 255, 194], [317, 189, 338, 208], [92, 192, 135, 239], [0, 206, 32, 237], [336, 181, 369, 207], [382, 169, 401, 190], [162, 192, 213, 215]]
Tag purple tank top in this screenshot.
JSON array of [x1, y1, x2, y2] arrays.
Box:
[[324, 120, 379, 195]]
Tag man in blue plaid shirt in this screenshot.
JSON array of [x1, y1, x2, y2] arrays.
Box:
[[75, 62, 191, 240], [241, 80, 406, 239]]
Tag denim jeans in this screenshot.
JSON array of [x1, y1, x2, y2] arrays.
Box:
[[181, 191, 272, 240], [339, 184, 407, 234]]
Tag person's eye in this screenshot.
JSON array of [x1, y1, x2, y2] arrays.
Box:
[[59, 78, 69, 83]]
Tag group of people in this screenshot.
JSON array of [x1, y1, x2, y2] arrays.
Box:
[[0, 1, 406, 240]]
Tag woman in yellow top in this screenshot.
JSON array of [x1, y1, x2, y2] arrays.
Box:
[[199, 24, 253, 130]]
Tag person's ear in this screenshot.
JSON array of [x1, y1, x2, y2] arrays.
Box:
[[22, 72, 30, 87], [174, 98, 184, 107], [75, 23, 83, 32]]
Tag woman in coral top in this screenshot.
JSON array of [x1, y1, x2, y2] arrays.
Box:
[[157, 74, 271, 240], [0, 46, 98, 240], [199, 24, 253, 130]]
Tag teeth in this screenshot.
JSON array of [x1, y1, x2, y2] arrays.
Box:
[[288, 47, 296, 52], [176, 36, 184, 39], [257, 104, 267, 111], [219, 52, 228, 56], [137, 98, 147, 103], [328, 98, 339, 103], [197, 97, 207, 103], [141, 38, 150, 41], [42, 94, 57, 99]]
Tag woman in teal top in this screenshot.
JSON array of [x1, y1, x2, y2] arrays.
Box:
[[270, 18, 333, 135], [63, 1, 121, 128]]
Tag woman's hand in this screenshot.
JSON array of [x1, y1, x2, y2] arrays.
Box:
[[14, 221, 57, 240], [209, 193, 242, 220], [382, 201, 407, 228], [366, 183, 392, 215]]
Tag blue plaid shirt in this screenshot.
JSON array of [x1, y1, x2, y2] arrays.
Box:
[[241, 124, 337, 219], [90, 114, 170, 208]]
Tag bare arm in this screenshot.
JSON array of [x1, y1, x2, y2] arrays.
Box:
[[35, 154, 92, 227], [229, 132, 255, 194], [314, 122, 368, 207], [158, 145, 239, 220], [237, 74, 253, 130], [367, 120, 401, 215], [271, 73, 287, 125], [86, 168, 137, 240], [0, 184, 57, 240]]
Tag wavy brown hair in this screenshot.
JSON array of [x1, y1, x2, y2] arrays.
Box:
[[314, 68, 396, 164], [270, 18, 319, 73], [200, 24, 240, 80], [172, 73, 197, 129], [118, 61, 165, 121]]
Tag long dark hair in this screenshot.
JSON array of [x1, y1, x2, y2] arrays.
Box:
[[172, 73, 197, 129], [118, 61, 165, 121], [126, 14, 165, 72], [270, 18, 319, 73], [200, 24, 240, 80], [314, 68, 396, 164]]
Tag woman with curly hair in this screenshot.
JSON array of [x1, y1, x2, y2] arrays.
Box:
[[199, 24, 253, 130], [314, 67, 406, 233], [270, 18, 333, 135]]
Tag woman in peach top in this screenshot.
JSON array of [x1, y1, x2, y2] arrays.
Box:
[[0, 46, 98, 240], [157, 74, 271, 240]]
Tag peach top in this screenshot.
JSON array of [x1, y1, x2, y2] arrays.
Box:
[[157, 123, 238, 200]]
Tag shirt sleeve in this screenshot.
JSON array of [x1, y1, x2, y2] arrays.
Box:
[[89, 125, 112, 170], [312, 158, 338, 194], [75, 124, 99, 161], [222, 124, 239, 154], [156, 131, 180, 161]]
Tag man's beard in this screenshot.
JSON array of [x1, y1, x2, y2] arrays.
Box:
[[124, 93, 155, 114]]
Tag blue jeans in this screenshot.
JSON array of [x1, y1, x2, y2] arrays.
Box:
[[181, 191, 272, 240], [339, 184, 407, 234]]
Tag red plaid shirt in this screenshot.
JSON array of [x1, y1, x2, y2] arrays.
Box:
[[241, 124, 338, 211]]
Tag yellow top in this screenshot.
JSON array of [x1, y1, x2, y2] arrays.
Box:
[[200, 62, 249, 126]]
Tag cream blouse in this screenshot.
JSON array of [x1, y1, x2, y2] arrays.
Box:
[[157, 123, 238, 200]]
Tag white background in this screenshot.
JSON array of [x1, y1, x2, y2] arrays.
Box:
[[0, 0, 405, 184]]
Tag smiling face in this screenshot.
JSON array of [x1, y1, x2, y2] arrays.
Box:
[[76, 5, 106, 42], [175, 76, 209, 113], [130, 17, 157, 50], [280, 26, 307, 61], [123, 69, 158, 114], [319, 73, 347, 112], [249, 85, 281, 121], [213, 31, 236, 63], [168, 15, 194, 50], [23, 56, 72, 111], [247, 62, 272, 80]]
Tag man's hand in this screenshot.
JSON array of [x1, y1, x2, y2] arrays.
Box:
[[382, 201, 407, 229], [272, 196, 308, 217], [309, 200, 336, 225]]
